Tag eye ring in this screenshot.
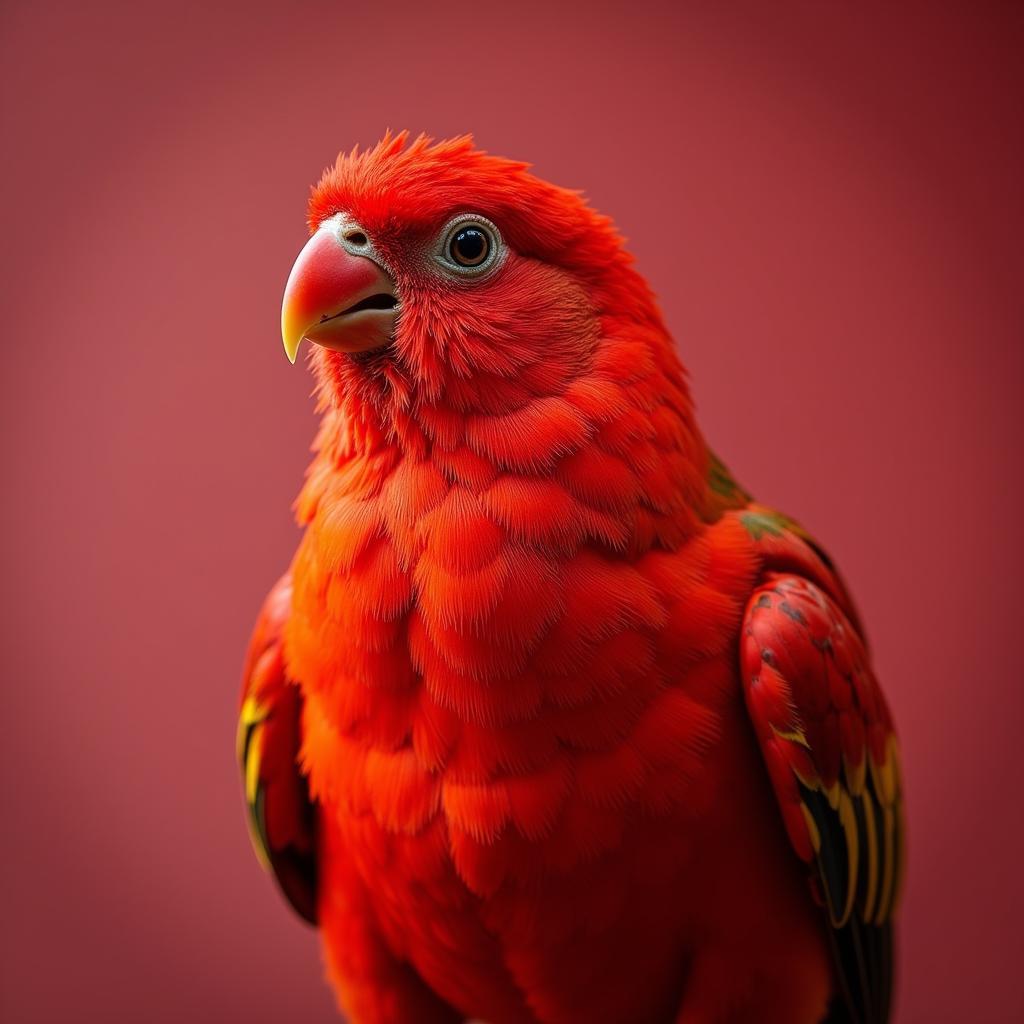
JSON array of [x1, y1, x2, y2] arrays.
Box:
[[437, 215, 503, 278]]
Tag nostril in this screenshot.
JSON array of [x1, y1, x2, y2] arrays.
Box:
[[344, 230, 369, 247]]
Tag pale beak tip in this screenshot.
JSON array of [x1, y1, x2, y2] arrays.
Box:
[[282, 314, 302, 364]]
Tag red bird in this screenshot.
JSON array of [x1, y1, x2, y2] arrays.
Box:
[[238, 134, 903, 1024]]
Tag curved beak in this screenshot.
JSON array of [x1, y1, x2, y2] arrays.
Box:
[[280, 221, 398, 363]]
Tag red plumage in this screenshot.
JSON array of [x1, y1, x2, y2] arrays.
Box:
[[238, 134, 903, 1023]]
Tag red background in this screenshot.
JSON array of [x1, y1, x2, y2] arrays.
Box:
[[2, 2, 1021, 1021]]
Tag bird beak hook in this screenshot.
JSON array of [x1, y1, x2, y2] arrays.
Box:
[[280, 218, 399, 363]]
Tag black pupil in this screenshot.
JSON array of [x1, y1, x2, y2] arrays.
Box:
[[452, 227, 488, 266]]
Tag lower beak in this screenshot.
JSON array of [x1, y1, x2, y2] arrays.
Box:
[[280, 225, 398, 363]]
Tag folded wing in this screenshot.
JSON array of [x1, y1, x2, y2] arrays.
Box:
[[740, 573, 904, 1023], [237, 574, 317, 925]]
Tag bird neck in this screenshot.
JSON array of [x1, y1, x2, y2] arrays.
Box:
[[298, 326, 714, 560]]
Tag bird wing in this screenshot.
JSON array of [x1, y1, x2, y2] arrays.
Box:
[[237, 573, 317, 924], [740, 570, 904, 1024]]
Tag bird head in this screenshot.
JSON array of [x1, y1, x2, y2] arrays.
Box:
[[281, 134, 678, 424]]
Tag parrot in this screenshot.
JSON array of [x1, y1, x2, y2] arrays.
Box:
[[237, 133, 903, 1024]]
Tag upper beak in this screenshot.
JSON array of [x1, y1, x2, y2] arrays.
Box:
[[280, 221, 398, 363]]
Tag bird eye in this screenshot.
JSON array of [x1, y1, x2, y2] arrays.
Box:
[[450, 226, 490, 267], [438, 216, 502, 277]]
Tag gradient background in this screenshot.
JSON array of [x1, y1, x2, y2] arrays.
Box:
[[2, 2, 1022, 1021]]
